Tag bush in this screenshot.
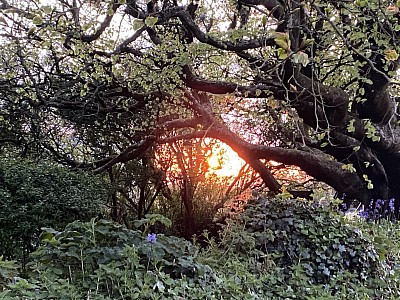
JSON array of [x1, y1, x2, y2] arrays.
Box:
[[221, 196, 400, 298], [1, 218, 269, 299], [0, 157, 107, 264], [3, 197, 400, 299]]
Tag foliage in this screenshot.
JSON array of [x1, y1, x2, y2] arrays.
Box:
[[2, 0, 400, 206], [0, 157, 107, 263], [153, 139, 255, 237], [0, 218, 269, 299], [217, 196, 400, 298], [242, 197, 379, 282], [3, 198, 400, 298]]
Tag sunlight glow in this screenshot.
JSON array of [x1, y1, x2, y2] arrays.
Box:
[[207, 145, 245, 178]]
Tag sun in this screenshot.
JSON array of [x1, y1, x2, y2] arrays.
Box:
[[207, 145, 245, 177]]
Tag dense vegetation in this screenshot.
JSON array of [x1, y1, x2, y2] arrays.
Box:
[[0, 157, 108, 266], [2, 0, 400, 298], [2, 198, 400, 299], [1, 0, 400, 209]]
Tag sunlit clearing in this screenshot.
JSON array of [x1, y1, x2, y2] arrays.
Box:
[[207, 145, 245, 178]]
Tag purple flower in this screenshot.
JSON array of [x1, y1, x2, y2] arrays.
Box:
[[389, 198, 395, 213], [147, 233, 157, 244], [358, 210, 369, 219]]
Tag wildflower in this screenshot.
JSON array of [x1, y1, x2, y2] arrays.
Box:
[[146, 233, 157, 244], [369, 199, 374, 209], [341, 193, 346, 200], [340, 203, 347, 211], [375, 199, 382, 209], [358, 210, 369, 219], [389, 198, 395, 213]]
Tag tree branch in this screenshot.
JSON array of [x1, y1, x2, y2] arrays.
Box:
[[81, 2, 122, 42]]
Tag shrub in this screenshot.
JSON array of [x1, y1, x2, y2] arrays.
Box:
[[3, 197, 400, 299], [1, 218, 273, 299], [0, 157, 107, 264], [222, 196, 400, 298]]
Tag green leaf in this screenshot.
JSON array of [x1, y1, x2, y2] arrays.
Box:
[[145, 16, 158, 28], [275, 39, 289, 51], [154, 280, 165, 292], [32, 16, 42, 25], [42, 5, 52, 14], [278, 48, 288, 59], [341, 163, 356, 173], [300, 39, 314, 48], [356, 0, 368, 7], [133, 19, 144, 30], [384, 49, 399, 61], [262, 15, 267, 27], [107, 8, 114, 16], [347, 119, 355, 133]]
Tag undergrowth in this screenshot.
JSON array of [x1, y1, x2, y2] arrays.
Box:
[[1, 197, 400, 299]]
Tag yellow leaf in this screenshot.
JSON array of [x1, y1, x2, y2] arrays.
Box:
[[384, 49, 399, 61]]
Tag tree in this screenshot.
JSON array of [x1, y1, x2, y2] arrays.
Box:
[[1, 0, 400, 209], [106, 153, 170, 226], [155, 138, 257, 236]]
